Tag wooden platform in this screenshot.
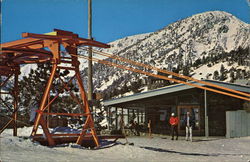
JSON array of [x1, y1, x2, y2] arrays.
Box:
[[33, 134, 125, 148]]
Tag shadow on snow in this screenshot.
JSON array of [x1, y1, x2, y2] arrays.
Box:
[[140, 146, 250, 157]]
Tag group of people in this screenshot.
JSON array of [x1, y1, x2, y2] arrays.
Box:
[[169, 111, 195, 141]]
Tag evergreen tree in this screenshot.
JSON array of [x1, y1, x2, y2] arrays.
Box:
[[213, 70, 219, 80], [229, 71, 235, 83], [235, 70, 242, 80], [193, 58, 201, 68], [183, 66, 190, 77], [219, 64, 227, 81], [19, 63, 52, 115], [18, 63, 79, 116]]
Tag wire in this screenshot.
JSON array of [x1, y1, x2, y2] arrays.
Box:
[[91, 49, 250, 98], [70, 53, 250, 101]]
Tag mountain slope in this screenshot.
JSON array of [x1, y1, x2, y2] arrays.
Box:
[[19, 11, 250, 99], [85, 11, 249, 98]]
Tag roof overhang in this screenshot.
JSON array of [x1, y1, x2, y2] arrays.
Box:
[[103, 80, 250, 107]]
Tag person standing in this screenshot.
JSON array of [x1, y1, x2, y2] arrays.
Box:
[[184, 111, 195, 142], [148, 120, 152, 138], [169, 113, 179, 140]]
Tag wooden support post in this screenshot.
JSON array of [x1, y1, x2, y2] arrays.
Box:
[[204, 90, 209, 138], [132, 109, 135, 121], [107, 107, 110, 130], [13, 73, 18, 136], [137, 109, 139, 123], [115, 107, 118, 130], [121, 108, 124, 125], [143, 106, 146, 124], [141, 111, 143, 123], [127, 109, 130, 124]]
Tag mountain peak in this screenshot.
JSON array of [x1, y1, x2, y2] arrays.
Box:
[[20, 11, 250, 99], [196, 10, 233, 17], [182, 10, 248, 26], [91, 11, 249, 96]]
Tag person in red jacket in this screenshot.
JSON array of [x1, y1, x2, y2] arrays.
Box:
[[169, 113, 179, 140]]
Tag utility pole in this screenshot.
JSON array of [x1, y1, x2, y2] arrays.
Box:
[[87, 0, 93, 102]]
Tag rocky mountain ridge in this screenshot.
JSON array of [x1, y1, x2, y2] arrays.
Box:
[[17, 11, 250, 100], [81, 11, 249, 99]]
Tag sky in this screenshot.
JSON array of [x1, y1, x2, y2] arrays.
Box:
[[1, 0, 250, 44]]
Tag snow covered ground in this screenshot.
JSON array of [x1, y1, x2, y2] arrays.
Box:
[[1, 127, 250, 162]]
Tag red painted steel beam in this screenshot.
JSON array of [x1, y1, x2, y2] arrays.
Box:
[[0, 66, 20, 76], [0, 48, 53, 64], [1, 38, 44, 48], [1, 47, 52, 55]]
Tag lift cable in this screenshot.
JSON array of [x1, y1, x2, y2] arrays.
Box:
[[90, 49, 250, 98], [70, 53, 250, 102]]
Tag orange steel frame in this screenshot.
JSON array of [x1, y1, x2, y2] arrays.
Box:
[[0, 29, 110, 147]]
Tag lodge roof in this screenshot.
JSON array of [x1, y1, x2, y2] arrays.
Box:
[[103, 80, 250, 107]]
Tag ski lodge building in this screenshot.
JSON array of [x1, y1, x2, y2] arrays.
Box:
[[103, 80, 250, 137]]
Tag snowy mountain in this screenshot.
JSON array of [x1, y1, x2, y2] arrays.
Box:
[[20, 11, 250, 99], [78, 11, 249, 99]]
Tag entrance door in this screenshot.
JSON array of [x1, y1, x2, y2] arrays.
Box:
[[178, 105, 201, 134]]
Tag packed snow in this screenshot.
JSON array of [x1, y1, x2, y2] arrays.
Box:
[[1, 127, 250, 162]]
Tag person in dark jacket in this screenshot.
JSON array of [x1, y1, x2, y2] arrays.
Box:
[[169, 113, 179, 140], [184, 112, 195, 142]]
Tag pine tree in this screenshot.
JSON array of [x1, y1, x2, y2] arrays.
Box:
[[19, 63, 51, 114], [229, 71, 235, 83], [183, 66, 190, 77], [18, 63, 79, 115], [213, 70, 219, 80], [235, 70, 242, 80], [219, 64, 227, 81]]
